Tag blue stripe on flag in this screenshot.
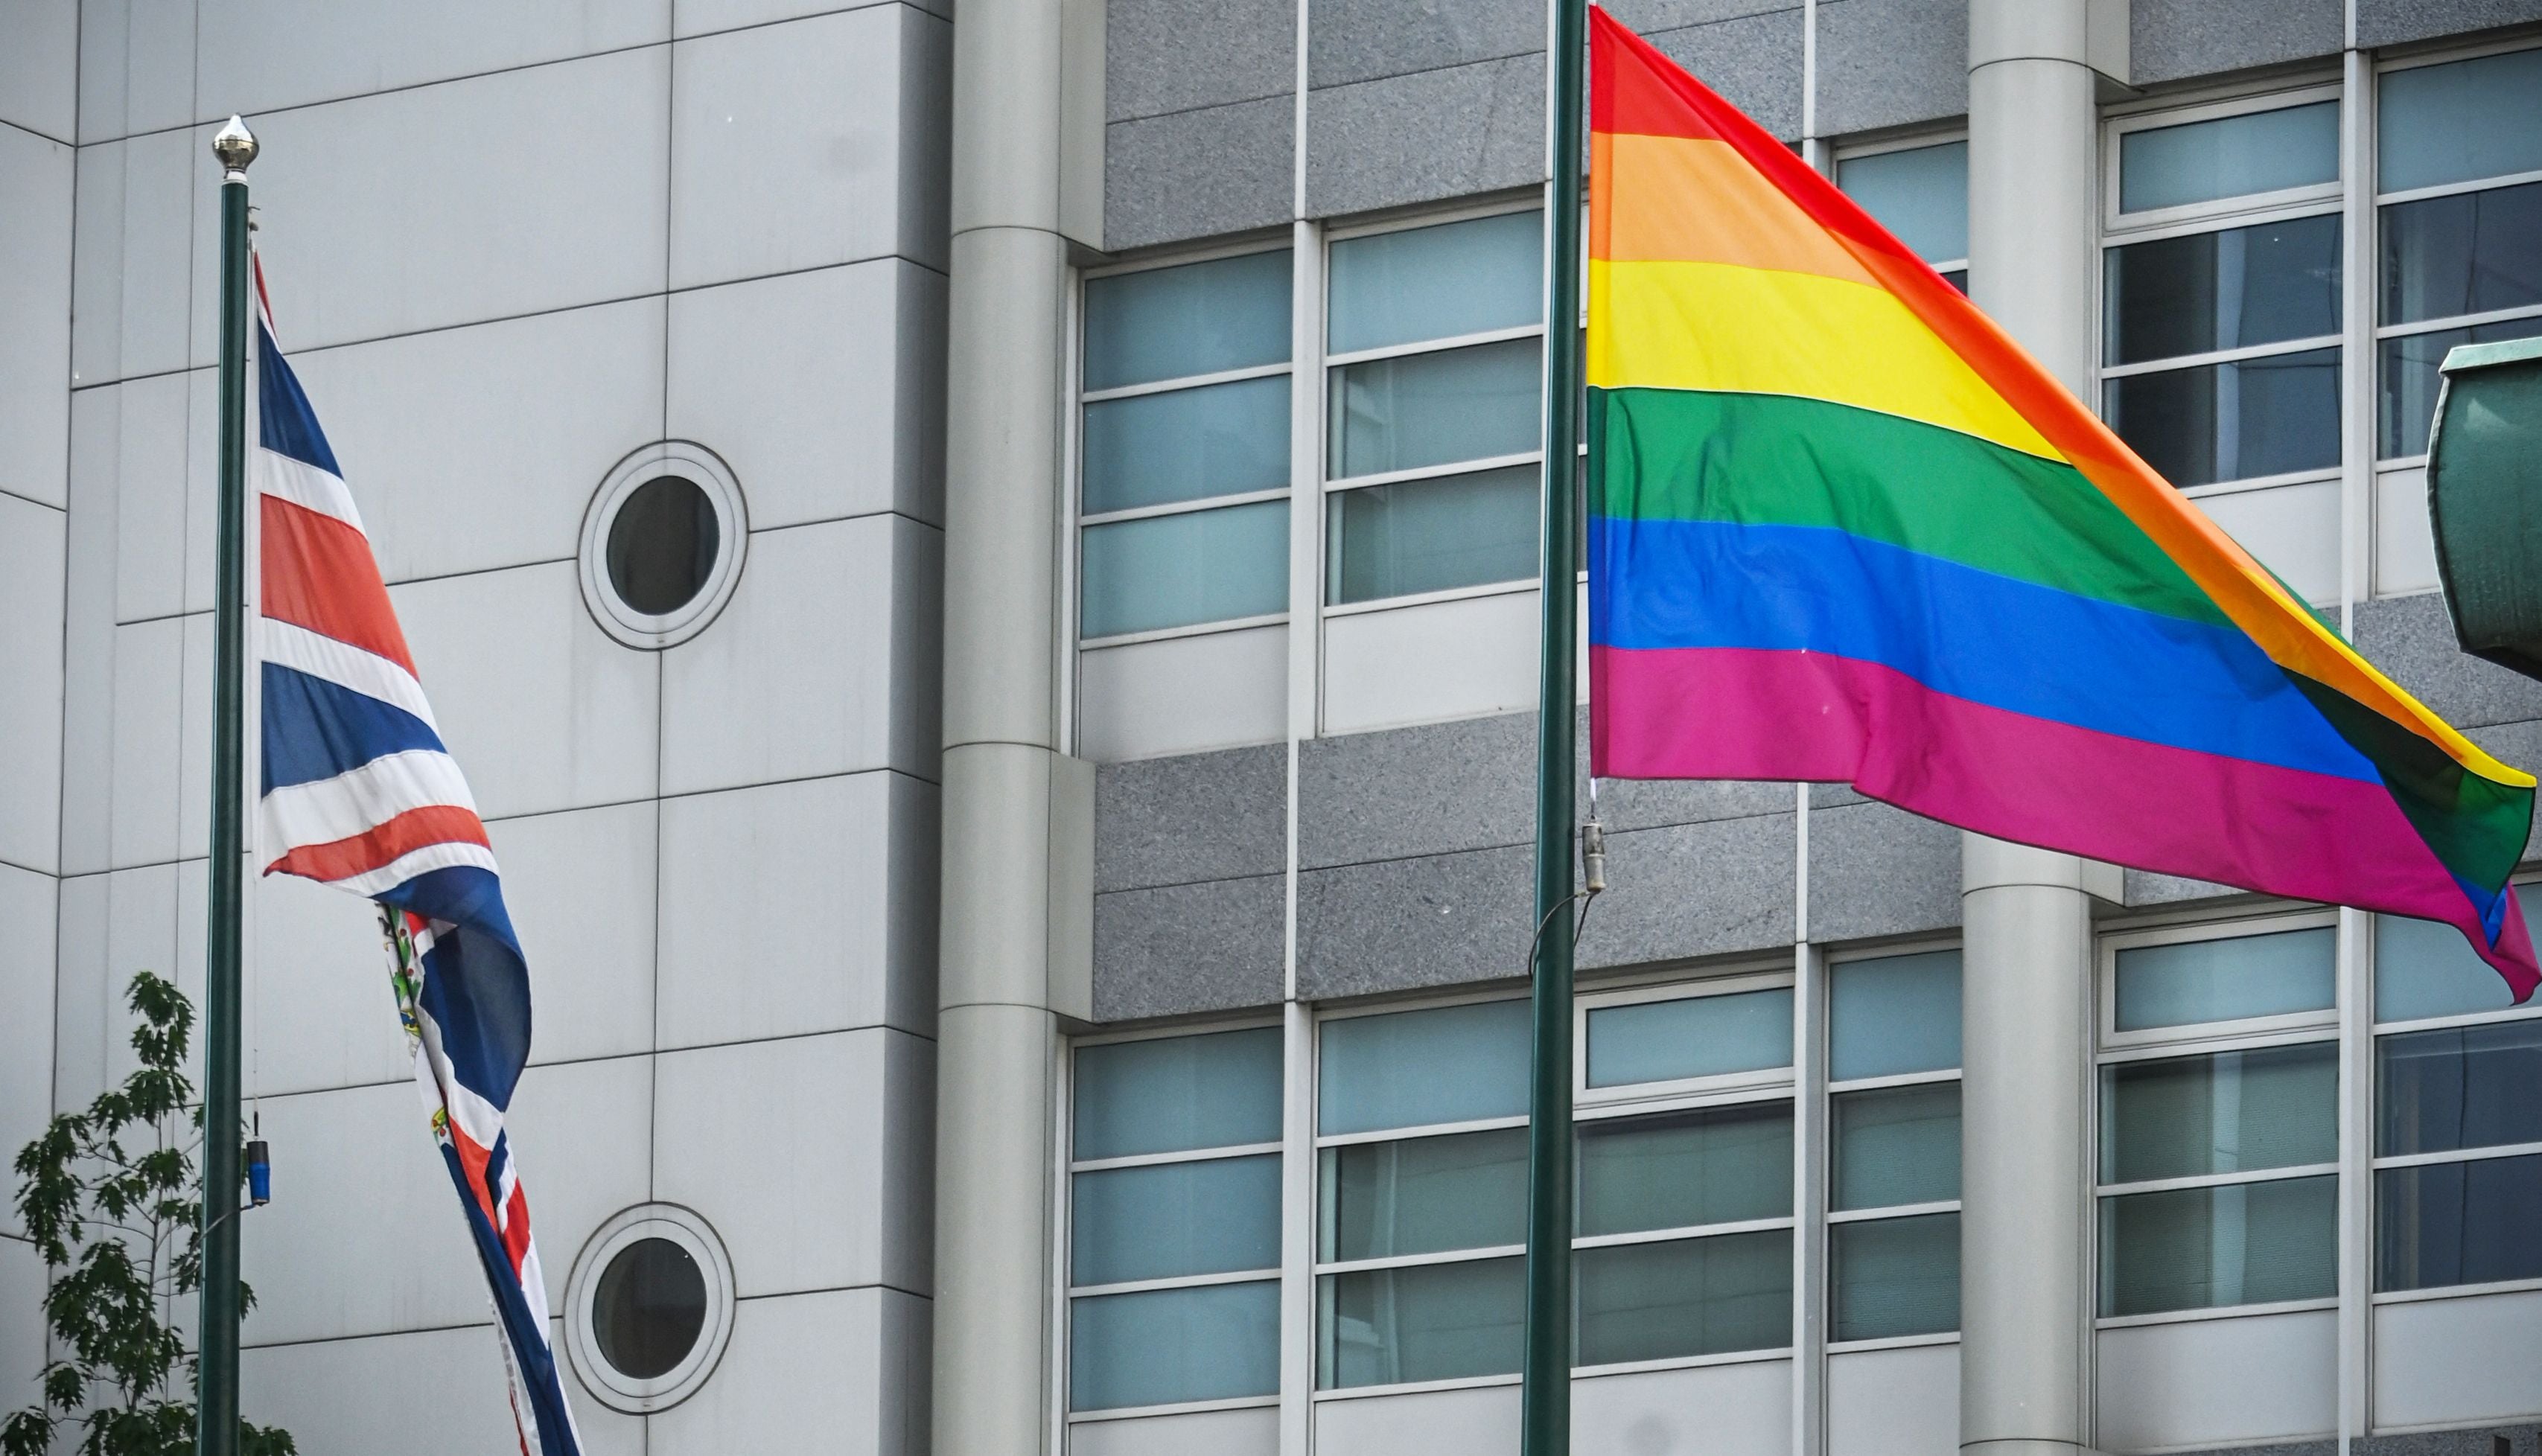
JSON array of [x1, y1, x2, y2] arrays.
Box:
[[386, 866, 532, 1111], [257, 324, 343, 478], [439, 1141, 582, 1455], [261, 661, 446, 794]]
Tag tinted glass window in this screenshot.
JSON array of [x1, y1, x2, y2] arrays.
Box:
[[593, 1237, 708, 1381], [2120, 102, 2339, 213], [2104, 214, 2341, 365], [605, 476, 719, 617]]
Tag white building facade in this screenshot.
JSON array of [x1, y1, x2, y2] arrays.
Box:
[[6, 1, 2542, 1454]]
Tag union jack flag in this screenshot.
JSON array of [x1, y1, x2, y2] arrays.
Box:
[[251, 263, 583, 1456]]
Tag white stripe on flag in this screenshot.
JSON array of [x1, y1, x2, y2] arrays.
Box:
[[260, 748, 480, 854], [255, 444, 366, 534], [259, 617, 439, 732]]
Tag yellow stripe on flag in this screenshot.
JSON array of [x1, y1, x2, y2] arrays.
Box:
[[1588, 258, 2066, 463]]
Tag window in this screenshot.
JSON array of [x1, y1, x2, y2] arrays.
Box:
[[1837, 140, 1969, 290], [1068, 1027, 1285, 1413], [1077, 249, 1294, 641], [1315, 1000, 1530, 1389], [2103, 96, 2345, 494], [1826, 950, 1963, 1343], [1324, 211, 1544, 607], [2096, 924, 2341, 1319], [1575, 977, 1797, 1368], [2374, 48, 2542, 460], [2372, 893, 2542, 1294], [579, 442, 748, 650], [564, 1204, 736, 1414]]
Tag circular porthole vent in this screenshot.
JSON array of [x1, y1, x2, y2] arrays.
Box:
[[563, 1204, 737, 1414], [578, 442, 747, 649]]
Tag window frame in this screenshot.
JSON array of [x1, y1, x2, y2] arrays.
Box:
[[2369, 41, 2542, 465], [1307, 990, 1535, 1398], [1060, 1017, 1290, 1423], [2366, 872, 2542, 1308], [2091, 910, 2346, 1329], [1070, 235, 1300, 651], [1821, 939, 1966, 1353], [1318, 197, 1551, 616], [2096, 83, 2350, 506], [1567, 965, 1804, 1375]]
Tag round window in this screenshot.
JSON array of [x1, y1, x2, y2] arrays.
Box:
[[564, 1204, 734, 1413], [593, 1236, 707, 1379], [579, 444, 746, 649]]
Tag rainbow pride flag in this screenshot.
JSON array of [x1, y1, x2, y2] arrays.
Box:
[[1583, 10, 2540, 997]]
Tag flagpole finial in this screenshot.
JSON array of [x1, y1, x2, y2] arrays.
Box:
[[211, 116, 258, 179]]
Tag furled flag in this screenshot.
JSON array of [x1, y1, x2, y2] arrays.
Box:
[[1583, 10, 2540, 997], [249, 263, 584, 1455]]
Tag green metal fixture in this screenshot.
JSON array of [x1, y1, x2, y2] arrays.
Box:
[[197, 113, 256, 1456], [2427, 334, 2542, 683]]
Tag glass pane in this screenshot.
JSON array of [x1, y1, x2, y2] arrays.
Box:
[[1072, 1155, 1282, 1286], [2102, 347, 2341, 488], [1837, 141, 1969, 264], [2100, 1043, 2338, 1184], [1328, 338, 1542, 481], [1577, 1103, 1794, 1236], [1080, 499, 1289, 639], [2377, 1021, 2542, 1157], [2103, 214, 2342, 365], [2379, 48, 2542, 195], [1576, 1230, 1794, 1366], [2380, 181, 2542, 326], [1319, 1127, 1529, 1262], [2376, 907, 2537, 1023], [1328, 211, 1544, 354], [2120, 101, 2339, 214], [1326, 464, 1540, 604], [2378, 315, 2542, 458], [1940, 267, 1968, 294], [2376, 1154, 2542, 1291], [1316, 1257, 1523, 1388], [2097, 1175, 2337, 1316], [1074, 1027, 1283, 1160], [1319, 1000, 1531, 1137], [1082, 375, 1290, 515], [1587, 986, 1794, 1088], [1832, 1083, 1962, 1211], [1832, 1213, 1960, 1341], [1069, 1280, 1281, 1411], [2112, 927, 2336, 1032], [1083, 249, 1292, 391], [1829, 950, 1963, 1080]]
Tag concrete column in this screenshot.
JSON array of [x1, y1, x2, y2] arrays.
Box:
[[934, 0, 1073, 1449], [1960, 4, 2109, 1454]]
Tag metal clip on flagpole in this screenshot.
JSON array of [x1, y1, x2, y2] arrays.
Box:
[[198, 112, 257, 1456]]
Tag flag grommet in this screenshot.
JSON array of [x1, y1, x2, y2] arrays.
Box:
[[579, 441, 748, 650], [563, 1203, 736, 1414]]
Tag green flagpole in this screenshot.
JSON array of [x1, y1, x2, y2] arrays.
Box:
[[1523, 1, 1589, 1453], [197, 114, 257, 1456]]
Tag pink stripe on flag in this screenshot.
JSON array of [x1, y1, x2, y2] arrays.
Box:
[[1593, 644, 2538, 999]]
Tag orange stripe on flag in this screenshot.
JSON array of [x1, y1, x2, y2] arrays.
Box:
[[1590, 132, 1877, 284]]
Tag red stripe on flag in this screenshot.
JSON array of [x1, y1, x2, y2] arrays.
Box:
[[1590, 10, 1919, 269], [450, 1125, 505, 1228], [500, 1181, 534, 1278], [264, 803, 489, 883], [260, 494, 416, 674]]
